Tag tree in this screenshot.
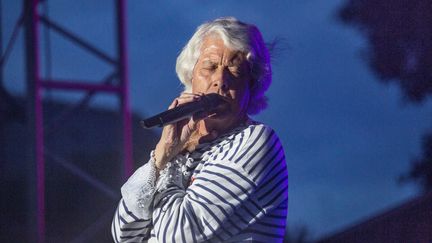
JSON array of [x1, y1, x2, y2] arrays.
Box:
[[338, 0, 432, 192], [399, 133, 432, 192]]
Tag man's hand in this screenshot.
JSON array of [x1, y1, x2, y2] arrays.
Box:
[[154, 93, 203, 170]]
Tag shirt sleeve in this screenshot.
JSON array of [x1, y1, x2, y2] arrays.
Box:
[[111, 158, 157, 242], [111, 198, 152, 243], [112, 152, 190, 243]]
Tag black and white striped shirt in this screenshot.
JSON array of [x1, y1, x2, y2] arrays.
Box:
[[112, 121, 288, 242]]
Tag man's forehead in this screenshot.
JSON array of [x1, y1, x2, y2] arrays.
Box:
[[200, 37, 241, 54], [201, 45, 223, 55], [199, 47, 245, 62]]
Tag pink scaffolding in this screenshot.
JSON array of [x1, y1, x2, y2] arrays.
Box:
[[20, 0, 133, 242]]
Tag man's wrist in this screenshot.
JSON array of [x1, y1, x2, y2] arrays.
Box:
[[154, 146, 168, 170]]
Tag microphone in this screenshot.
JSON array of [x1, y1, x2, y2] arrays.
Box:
[[140, 93, 228, 129]]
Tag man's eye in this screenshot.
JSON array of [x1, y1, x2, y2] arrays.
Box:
[[229, 67, 242, 76], [201, 65, 217, 73], [199, 66, 215, 76]]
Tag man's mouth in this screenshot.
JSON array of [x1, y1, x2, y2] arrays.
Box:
[[206, 102, 231, 119]]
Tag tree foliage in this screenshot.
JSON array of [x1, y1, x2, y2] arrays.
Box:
[[339, 0, 432, 103], [399, 133, 432, 192], [339, 0, 432, 192]]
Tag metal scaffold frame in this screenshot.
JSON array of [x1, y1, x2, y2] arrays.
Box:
[[1, 0, 133, 242]]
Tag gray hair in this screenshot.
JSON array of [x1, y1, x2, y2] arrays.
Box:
[[175, 17, 272, 115]]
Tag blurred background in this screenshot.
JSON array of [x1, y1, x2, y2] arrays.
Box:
[[1, 0, 431, 242]]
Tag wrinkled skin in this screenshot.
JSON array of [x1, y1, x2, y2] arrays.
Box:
[[154, 36, 252, 170]]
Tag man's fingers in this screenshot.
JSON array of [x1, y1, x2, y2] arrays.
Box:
[[168, 98, 179, 109], [167, 93, 201, 109], [181, 92, 205, 97], [175, 93, 201, 106], [168, 93, 201, 109]]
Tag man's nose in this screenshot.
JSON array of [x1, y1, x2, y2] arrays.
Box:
[[211, 67, 230, 92]]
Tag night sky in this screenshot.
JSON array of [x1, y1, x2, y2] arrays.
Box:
[[3, 0, 432, 239]]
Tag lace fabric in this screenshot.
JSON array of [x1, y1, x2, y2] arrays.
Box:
[[120, 151, 199, 219], [156, 159, 185, 192], [120, 151, 158, 219]]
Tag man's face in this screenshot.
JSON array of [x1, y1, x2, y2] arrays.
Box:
[[191, 36, 252, 133]]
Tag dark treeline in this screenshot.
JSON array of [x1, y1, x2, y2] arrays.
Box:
[[339, 0, 432, 192]]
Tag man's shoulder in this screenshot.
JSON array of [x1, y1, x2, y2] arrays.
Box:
[[239, 121, 278, 145], [230, 121, 282, 161]]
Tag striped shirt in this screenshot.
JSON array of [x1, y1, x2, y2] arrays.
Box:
[[112, 121, 288, 242]]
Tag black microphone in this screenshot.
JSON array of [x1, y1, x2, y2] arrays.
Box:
[[140, 93, 228, 129]]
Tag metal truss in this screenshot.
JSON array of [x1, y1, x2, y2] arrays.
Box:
[[0, 0, 133, 242]]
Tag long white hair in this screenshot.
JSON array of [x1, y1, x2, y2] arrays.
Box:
[[175, 17, 272, 115]]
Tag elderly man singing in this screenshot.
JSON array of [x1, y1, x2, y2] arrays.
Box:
[[112, 17, 288, 243]]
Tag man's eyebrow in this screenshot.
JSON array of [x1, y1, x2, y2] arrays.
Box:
[[201, 59, 216, 65]]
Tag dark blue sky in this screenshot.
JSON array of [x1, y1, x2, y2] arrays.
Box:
[[3, 0, 432, 239]]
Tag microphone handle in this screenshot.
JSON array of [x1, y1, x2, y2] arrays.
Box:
[[141, 101, 207, 128]]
